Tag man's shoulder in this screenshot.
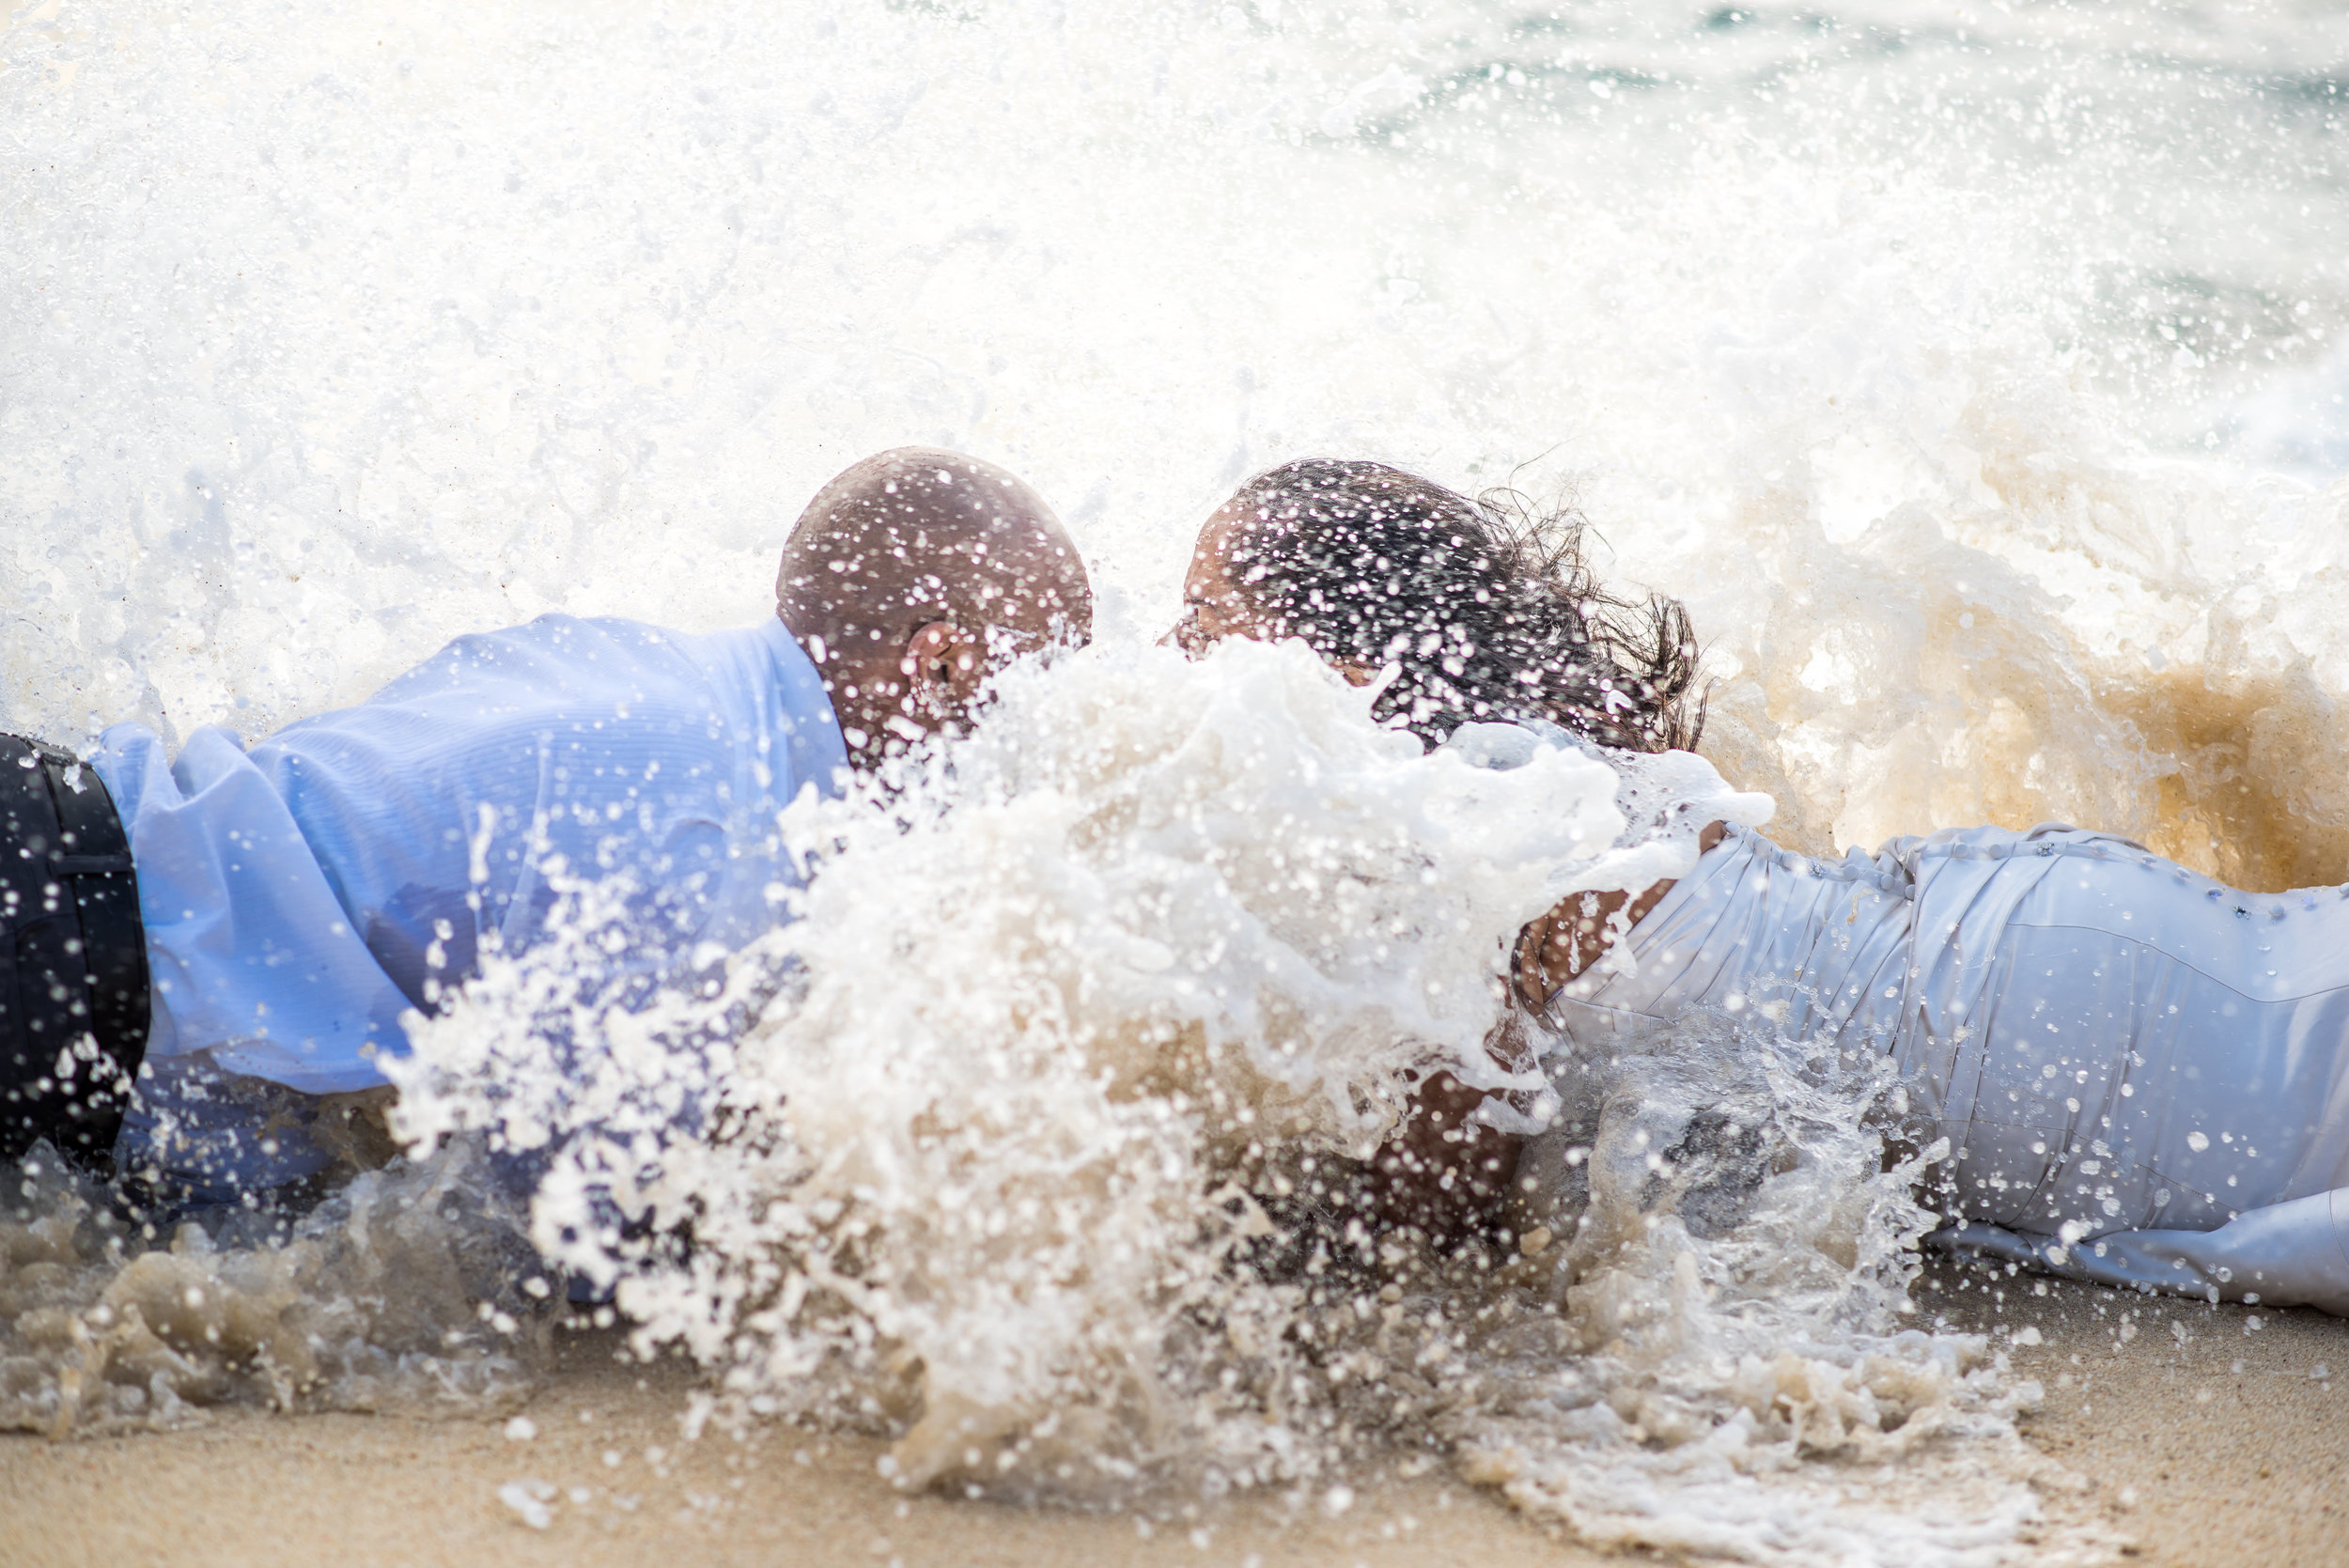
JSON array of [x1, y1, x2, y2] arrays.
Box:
[[386, 615, 817, 720], [451, 612, 679, 657], [379, 613, 692, 688], [453, 613, 801, 667]]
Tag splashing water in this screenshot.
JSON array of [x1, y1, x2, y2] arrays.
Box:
[[1, 1139, 547, 1435], [376, 641, 2087, 1561], [387, 642, 1753, 1480], [7, 0, 2348, 889], [7, 0, 2346, 1560], [1465, 1014, 2061, 1564]]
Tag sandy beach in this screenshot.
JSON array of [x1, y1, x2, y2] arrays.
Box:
[[8, 1257, 2342, 1568], [11, 3, 2349, 1566]]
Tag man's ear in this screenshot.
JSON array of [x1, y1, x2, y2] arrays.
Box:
[[902, 620, 991, 712]]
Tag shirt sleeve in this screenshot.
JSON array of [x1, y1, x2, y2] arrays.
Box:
[[91, 722, 413, 1094]]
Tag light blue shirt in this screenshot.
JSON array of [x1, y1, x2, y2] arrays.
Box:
[[89, 614, 846, 1195]]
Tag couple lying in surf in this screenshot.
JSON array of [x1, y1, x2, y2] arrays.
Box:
[[1180, 457, 2349, 1315], [8, 446, 2344, 1315]]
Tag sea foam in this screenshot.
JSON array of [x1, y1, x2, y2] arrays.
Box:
[[8, 1, 2345, 1560], [375, 641, 2075, 1561]]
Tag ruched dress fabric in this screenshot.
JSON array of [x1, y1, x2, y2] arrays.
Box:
[[87, 615, 846, 1199], [1548, 822, 2349, 1314]]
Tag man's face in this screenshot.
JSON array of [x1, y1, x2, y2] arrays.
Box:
[[818, 580, 1088, 758]]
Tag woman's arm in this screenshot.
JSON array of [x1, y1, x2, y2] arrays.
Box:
[[1368, 1015, 1534, 1247], [1369, 821, 1727, 1245], [1511, 819, 1726, 1007]]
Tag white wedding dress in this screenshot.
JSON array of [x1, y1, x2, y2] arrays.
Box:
[[1542, 818, 2349, 1313]]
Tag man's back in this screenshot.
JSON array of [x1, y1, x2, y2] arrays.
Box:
[[4, 446, 1087, 1203], [91, 614, 844, 1199], [257, 614, 845, 1013]]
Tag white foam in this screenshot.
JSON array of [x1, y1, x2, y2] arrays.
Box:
[[8, 0, 2346, 1556], [389, 643, 1739, 1475], [0, 1140, 545, 1435], [381, 643, 2085, 1560]]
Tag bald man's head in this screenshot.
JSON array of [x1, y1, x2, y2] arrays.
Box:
[[777, 447, 1091, 761]]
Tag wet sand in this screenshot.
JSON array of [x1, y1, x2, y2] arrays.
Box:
[[2, 1328, 1600, 1568], [1915, 1257, 2349, 1566], [8, 1258, 2344, 1568]]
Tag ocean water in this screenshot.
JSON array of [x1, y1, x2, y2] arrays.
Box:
[[5, 0, 2346, 1560]]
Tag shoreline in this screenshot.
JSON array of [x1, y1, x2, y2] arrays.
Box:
[[6, 1326, 1601, 1568], [8, 1258, 2340, 1559], [1919, 1256, 2347, 1564], [8, 1258, 2343, 1567]]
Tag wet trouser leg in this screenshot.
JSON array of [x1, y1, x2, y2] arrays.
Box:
[[0, 732, 150, 1173]]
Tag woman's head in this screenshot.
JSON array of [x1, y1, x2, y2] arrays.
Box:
[[1174, 458, 1701, 752]]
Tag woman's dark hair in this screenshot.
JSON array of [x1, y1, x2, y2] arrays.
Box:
[[1221, 458, 1703, 752]]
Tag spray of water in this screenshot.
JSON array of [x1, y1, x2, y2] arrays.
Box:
[[0, 1138, 546, 1436], [368, 640, 2092, 1561], [8, 0, 2347, 1560]]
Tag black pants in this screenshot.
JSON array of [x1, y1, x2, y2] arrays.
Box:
[[0, 733, 149, 1172]]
